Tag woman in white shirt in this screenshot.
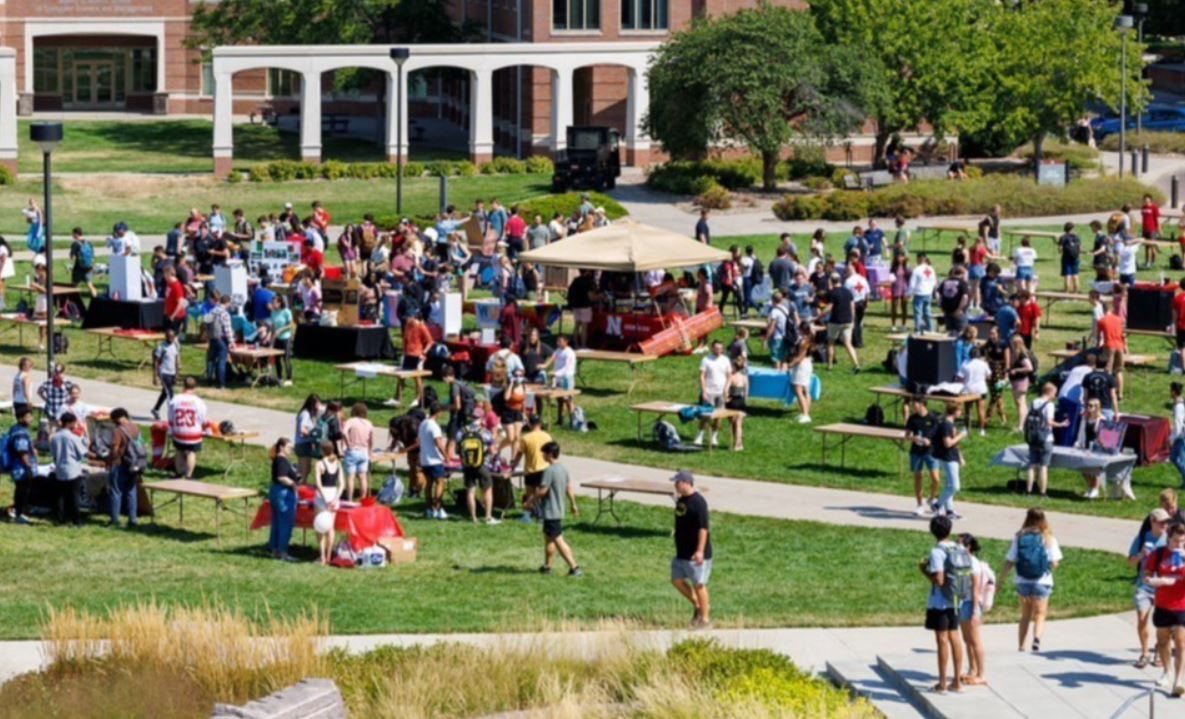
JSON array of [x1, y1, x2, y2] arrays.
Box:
[[0, 237, 11, 308], [957, 532, 991, 686], [1171, 383, 1185, 491], [1000, 508, 1063, 653], [1012, 237, 1037, 293], [1116, 237, 1143, 286], [958, 347, 991, 436]]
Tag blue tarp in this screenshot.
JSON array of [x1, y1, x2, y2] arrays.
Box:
[[747, 367, 821, 407]]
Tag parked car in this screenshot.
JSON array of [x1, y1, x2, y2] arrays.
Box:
[[1090, 105, 1185, 141]]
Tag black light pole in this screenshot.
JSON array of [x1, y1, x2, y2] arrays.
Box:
[[390, 48, 411, 216], [1135, 3, 1148, 136], [30, 123, 62, 382], [1115, 14, 1133, 178]]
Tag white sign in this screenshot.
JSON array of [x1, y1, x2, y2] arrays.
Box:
[[444, 292, 463, 336], [248, 241, 300, 280], [108, 254, 141, 302], [215, 261, 249, 308]]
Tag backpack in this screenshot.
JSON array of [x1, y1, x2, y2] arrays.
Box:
[[459, 430, 487, 470], [0, 426, 25, 474], [489, 353, 510, 388], [941, 544, 975, 603], [750, 258, 765, 286], [308, 415, 330, 457], [882, 348, 899, 374], [119, 426, 148, 474], [1107, 212, 1127, 236], [1015, 532, 1051, 580], [456, 381, 477, 414], [78, 241, 95, 269], [508, 273, 527, 300], [864, 404, 885, 427], [422, 385, 439, 410], [1173, 255, 1185, 272], [1024, 400, 1050, 445], [652, 420, 681, 451], [1061, 234, 1080, 260]]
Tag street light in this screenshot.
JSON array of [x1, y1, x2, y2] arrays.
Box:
[[1134, 3, 1148, 136], [29, 122, 62, 382], [1115, 14, 1133, 178], [389, 47, 411, 215]]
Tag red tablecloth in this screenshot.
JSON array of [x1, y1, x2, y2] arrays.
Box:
[[251, 500, 404, 552], [447, 338, 499, 380], [1118, 414, 1171, 466]]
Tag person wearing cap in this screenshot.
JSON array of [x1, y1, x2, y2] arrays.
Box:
[[50, 411, 90, 526], [513, 414, 552, 522], [671, 470, 712, 628], [523, 441, 581, 576], [1130, 508, 1171, 669], [279, 202, 296, 226]]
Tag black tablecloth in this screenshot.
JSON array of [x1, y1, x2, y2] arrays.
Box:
[[81, 298, 165, 330], [293, 324, 396, 361]]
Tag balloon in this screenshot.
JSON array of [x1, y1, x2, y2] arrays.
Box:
[[313, 511, 335, 534]]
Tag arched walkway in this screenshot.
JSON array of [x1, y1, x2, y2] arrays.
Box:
[[210, 42, 657, 175]]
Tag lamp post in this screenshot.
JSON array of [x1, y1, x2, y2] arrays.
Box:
[[30, 122, 62, 382], [390, 48, 411, 216], [1115, 14, 1133, 178], [1134, 3, 1147, 136]]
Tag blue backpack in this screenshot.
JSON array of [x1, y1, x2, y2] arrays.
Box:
[[0, 426, 28, 475], [78, 241, 95, 269], [1015, 532, 1051, 580]]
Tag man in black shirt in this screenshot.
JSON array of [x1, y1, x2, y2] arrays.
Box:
[[567, 270, 596, 348], [823, 274, 860, 372], [767, 247, 795, 293], [906, 397, 941, 515], [671, 470, 712, 628], [1082, 363, 1119, 418], [938, 267, 970, 335], [695, 209, 711, 245]]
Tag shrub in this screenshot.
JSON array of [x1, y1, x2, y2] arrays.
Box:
[[490, 157, 527, 175], [426, 160, 454, 177], [520, 191, 628, 222], [225, 170, 242, 184], [454, 160, 479, 177], [479, 161, 499, 175], [295, 161, 319, 180], [401, 161, 425, 178], [1099, 131, 1185, 155], [347, 163, 381, 180], [965, 164, 984, 180], [525, 155, 554, 174], [0, 164, 14, 186], [646, 158, 761, 194], [320, 160, 349, 181], [264, 160, 299, 182], [695, 182, 733, 210], [1017, 139, 1099, 172], [687, 174, 718, 196], [820, 191, 869, 221], [771, 194, 826, 220], [802, 176, 832, 191], [830, 167, 856, 188], [247, 165, 270, 183]]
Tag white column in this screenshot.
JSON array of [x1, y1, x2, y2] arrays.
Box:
[[211, 70, 234, 175], [469, 68, 494, 161], [156, 34, 166, 92], [550, 67, 573, 153], [384, 70, 408, 161], [0, 51, 16, 172], [625, 66, 650, 163], [300, 69, 322, 162]]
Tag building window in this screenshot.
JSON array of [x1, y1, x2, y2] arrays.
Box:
[[554, 0, 599, 30], [33, 48, 60, 93], [622, 0, 667, 30], [200, 63, 215, 97], [268, 68, 301, 98]]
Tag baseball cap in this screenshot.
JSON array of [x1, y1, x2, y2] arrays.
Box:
[[283, 202, 293, 209], [671, 470, 695, 485], [1151, 508, 1172, 522]]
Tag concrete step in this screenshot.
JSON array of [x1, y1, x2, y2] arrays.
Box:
[[825, 659, 928, 719], [875, 649, 1164, 719]]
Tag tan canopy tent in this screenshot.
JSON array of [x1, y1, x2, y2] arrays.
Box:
[[518, 220, 730, 272]]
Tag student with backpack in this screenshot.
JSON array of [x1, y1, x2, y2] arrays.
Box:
[[69, 227, 97, 297], [4, 407, 36, 525], [459, 408, 500, 524], [918, 514, 966, 694], [1025, 383, 1068, 497], [1001, 508, 1063, 652], [106, 408, 145, 528], [1057, 222, 1082, 293], [957, 533, 993, 686], [1129, 508, 1171, 669]]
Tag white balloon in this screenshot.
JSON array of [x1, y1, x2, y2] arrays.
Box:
[[313, 511, 335, 534]]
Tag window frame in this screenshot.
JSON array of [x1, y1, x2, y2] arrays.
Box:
[[621, 0, 668, 31], [552, 0, 601, 33]]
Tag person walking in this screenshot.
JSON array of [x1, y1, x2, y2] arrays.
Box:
[[934, 403, 967, 520], [106, 408, 144, 528], [907, 397, 941, 515], [50, 412, 89, 527], [167, 377, 207, 480], [1146, 521, 1185, 696], [919, 514, 965, 694], [788, 319, 815, 424], [267, 437, 300, 561], [513, 414, 553, 520], [150, 328, 180, 420], [523, 441, 581, 576], [1129, 508, 1170, 669], [670, 470, 712, 629], [823, 273, 860, 372], [1001, 508, 1063, 652]]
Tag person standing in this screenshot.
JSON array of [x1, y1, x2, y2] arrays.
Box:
[[11, 357, 32, 418], [919, 514, 965, 695], [1025, 383, 1067, 497], [1001, 508, 1063, 653], [388, 314, 433, 408], [671, 470, 712, 628], [313, 441, 342, 566], [1016, 290, 1042, 349], [51, 412, 89, 527], [823, 274, 860, 372], [764, 291, 792, 370], [459, 408, 499, 525], [1129, 508, 1170, 669], [695, 209, 711, 245], [106, 408, 143, 528], [938, 267, 970, 335], [907, 397, 941, 515], [909, 254, 937, 333], [5, 407, 36, 525], [37, 364, 76, 431], [504, 206, 526, 260], [1141, 194, 1162, 268], [1058, 222, 1082, 293], [513, 414, 553, 518], [523, 441, 581, 576], [267, 437, 300, 562], [1172, 383, 1185, 490], [694, 341, 732, 447], [1146, 521, 1185, 696], [843, 260, 870, 349], [934, 403, 967, 520], [161, 265, 189, 336], [418, 401, 449, 520], [204, 294, 233, 389], [1095, 306, 1127, 404], [342, 403, 374, 502], [167, 377, 207, 480], [150, 328, 180, 420], [788, 319, 815, 424], [957, 533, 990, 686]]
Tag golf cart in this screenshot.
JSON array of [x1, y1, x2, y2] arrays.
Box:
[[552, 126, 621, 192]]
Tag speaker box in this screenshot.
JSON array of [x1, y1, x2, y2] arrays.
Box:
[[1127, 287, 1174, 331], [907, 336, 958, 387]]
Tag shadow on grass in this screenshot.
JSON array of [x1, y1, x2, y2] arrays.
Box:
[[130, 522, 218, 544], [88, 121, 211, 160], [823, 504, 928, 522], [790, 462, 890, 479], [571, 522, 668, 539], [463, 564, 538, 575]]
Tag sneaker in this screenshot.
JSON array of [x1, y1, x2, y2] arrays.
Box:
[[1173, 685, 1185, 698], [282, 380, 293, 388], [1124, 486, 1137, 501], [485, 518, 502, 526], [852, 367, 862, 374], [914, 504, 928, 516], [1156, 674, 1172, 689], [151, 409, 160, 421], [5, 508, 13, 519], [383, 398, 401, 408], [409, 400, 420, 409], [948, 511, 964, 520], [436, 508, 448, 520], [569, 567, 583, 577], [797, 414, 812, 424], [930, 500, 940, 513], [978, 428, 986, 437], [538, 565, 552, 575], [710, 432, 719, 447], [693, 432, 704, 446]]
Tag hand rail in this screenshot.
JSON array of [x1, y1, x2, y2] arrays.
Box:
[[1108, 684, 1155, 719]]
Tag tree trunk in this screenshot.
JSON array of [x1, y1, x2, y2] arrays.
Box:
[[762, 150, 778, 192], [874, 122, 892, 169], [1032, 133, 1044, 182]]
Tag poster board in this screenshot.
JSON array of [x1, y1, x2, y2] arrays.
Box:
[[248, 241, 301, 280]]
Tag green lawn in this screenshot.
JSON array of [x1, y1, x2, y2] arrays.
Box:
[[16, 119, 463, 175], [0, 437, 1127, 640]]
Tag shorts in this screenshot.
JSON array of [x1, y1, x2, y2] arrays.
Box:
[[910, 454, 938, 473], [1152, 608, 1185, 628], [1016, 582, 1052, 599], [422, 464, 447, 482], [1120, 273, 1136, 286], [1028, 440, 1053, 468], [968, 264, 986, 280], [72, 266, 93, 285], [671, 557, 712, 586], [573, 307, 593, 324], [401, 355, 422, 371], [463, 466, 492, 489], [1143, 228, 1159, 241], [524, 471, 545, 488], [543, 518, 563, 538], [1135, 588, 1156, 613], [769, 338, 786, 362], [958, 600, 981, 623], [12, 402, 29, 417], [1016, 266, 1034, 281], [701, 392, 724, 409], [555, 376, 575, 391], [173, 440, 202, 454], [1102, 348, 1125, 372], [1061, 259, 1080, 277], [826, 323, 853, 344], [342, 448, 369, 475], [924, 607, 959, 632], [944, 313, 967, 334], [500, 408, 524, 425], [792, 358, 813, 387], [1176, 328, 1185, 350]]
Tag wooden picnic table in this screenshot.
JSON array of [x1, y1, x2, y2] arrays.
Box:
[[333, 361, 432, 401], [229, 345, 285, 387], [1034, 291, 1109, 319], [629, 400, 744, 452], [10, 283, 83, 298], [85, 326, 165, 368], [1048, 349, 1158, 368], [525, 383, 582, 425], [729, 319, 769, 333], [0, 313, 47, 346], [574, 349, 659, 395], [142, 478, 259, 546], [203, 431, 260, 481], [814, 423, 909, 478], [869, 385, 982, 430], [916, 224, 978, 253], [580, 477, 709, 525]]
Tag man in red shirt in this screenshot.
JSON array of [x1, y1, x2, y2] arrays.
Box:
[[311, 200, 332, 235], [1142, 194, 1161, 268], [162, 265, 188, 334], [1172, 278, 1185, 352], [1143, 521, 1185, 695], [387, 315, 433, 408], [1016, 290, 1042, 349], [1096, 307, 1127, 401], [504, 206, 527, 260]]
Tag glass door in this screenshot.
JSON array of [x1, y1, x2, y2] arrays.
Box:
[[95, 62, 114, 105], [74, 62, 94, 106], [70, 61, 116, 107]]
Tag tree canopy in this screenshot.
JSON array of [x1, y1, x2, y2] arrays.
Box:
[[644, 5, 884, 189]]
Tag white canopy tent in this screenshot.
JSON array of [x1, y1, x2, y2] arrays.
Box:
[[519, 221, 730, 272]]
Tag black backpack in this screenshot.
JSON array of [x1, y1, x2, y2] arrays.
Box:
[[1024, 400, 1050, 445], [883, 348, 899, 374], [1062, 233, 1080, 260], [750, 258, 765, 286], [1173, 255, 1184, 271], [864, 404, 885, 427]]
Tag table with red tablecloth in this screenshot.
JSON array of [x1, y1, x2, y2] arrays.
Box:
[[251, 492, 404, 552], [1117, 413, 1171, 466]]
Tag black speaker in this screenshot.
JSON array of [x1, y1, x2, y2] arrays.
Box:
[[1127, 287, 1174, 331], [907, 336, 958, 387]]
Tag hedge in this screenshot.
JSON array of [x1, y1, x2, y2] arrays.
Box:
[[772, 175, 1165, 221], [373, 191, 627, 231], [1100, 131, 1185, 155], [647, 151, 835, 195], [243, 156, 555, 183], [695, 182, 733, 210], [0, 164, 12, 186], [1016, 139, 1100, 172]]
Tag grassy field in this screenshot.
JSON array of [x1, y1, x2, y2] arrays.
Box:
[[0, 436, 1127, 640], [15, 119, 463, 175]]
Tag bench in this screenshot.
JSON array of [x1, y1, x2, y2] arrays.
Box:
[[630, 401, 744, 452], [915, 224, 978, 253], [1049, 349, 1158, 368], [142, 479, 259, 546], [574, 349, 659, 395], [1035, 291, 1109, 319], [814, 423, 909, 478], [334, 361, 432, 401], [581, 477, 709, 525]]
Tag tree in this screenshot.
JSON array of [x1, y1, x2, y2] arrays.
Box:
[[988, 0, 1147, 169], [811, 0, 998, 164], [645, 5, 884, 190]]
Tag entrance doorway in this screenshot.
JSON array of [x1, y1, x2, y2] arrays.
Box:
[[72, 61, 116, 108]]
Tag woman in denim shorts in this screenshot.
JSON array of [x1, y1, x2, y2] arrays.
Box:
[[1001, 509, 1064, 652]]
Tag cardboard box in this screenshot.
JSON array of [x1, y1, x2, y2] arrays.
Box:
[[379, 536, 418, 565]]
